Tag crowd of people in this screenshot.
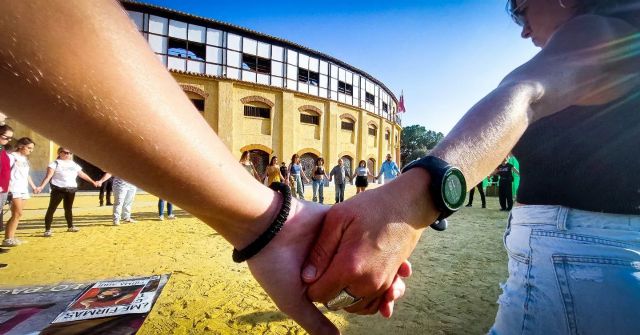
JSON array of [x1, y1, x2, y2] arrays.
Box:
[[238, 151, 404, 203], [0, 125, 177, 248]]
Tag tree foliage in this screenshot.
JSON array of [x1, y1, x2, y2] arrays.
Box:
[[400, 125, 444, 166]]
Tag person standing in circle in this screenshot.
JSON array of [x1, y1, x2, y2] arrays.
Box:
[[239, 151, 261, 181], [265, 156, 285, 186], [288, 154, 309, 199], [329, 158, 352, 204], [376, 154, 401, 184], [465, 181, 486, 208], [354, 160, 376, 194], [158, 199, 175, 221], [97, 173, 137, 226], [2, 138, 39, 247], [493, 157, 519, 211], [98, 173, 113, 207], [311, 157, 329, 204], [0, 125, 13, 232], [37, 147, 99, 237]]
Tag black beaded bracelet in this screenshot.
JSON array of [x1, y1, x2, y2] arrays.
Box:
[[232, 182, 292, 263]]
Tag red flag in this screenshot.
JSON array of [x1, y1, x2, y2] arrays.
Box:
[[397, 91, 406, 113]]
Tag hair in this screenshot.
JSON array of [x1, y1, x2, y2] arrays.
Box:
[[57, 147, 69, 154], [270, 156, 278, 166], [359, 160, 366, 167], [315, 157, 324, 166], [290, 154, 299, 164], [240, 151, 250, 162], [0, 124, 13, 136], [507, 0, 640, 27], [15, 137, 35, 151]]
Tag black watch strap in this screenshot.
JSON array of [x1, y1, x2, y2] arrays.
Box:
[[401, 156, 466, 231]]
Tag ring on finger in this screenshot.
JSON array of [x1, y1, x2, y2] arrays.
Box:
[[324, 288, 362, 311]]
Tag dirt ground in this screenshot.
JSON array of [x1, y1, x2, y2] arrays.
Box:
[[0, 184, 509, 334]]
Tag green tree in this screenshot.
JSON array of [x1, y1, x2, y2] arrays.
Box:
[[400, 125, 444, 166]]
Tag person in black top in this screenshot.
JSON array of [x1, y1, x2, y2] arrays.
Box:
[[311, 157, 329, 204], [493, 157, 519, 211], [465, 181, 486, 208]]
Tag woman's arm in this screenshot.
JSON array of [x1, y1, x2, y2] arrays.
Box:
[[0, 1, 338, 333], [78, 171, 98, 188], [37, 167, 55, 189], [28, 175, 38, 192], [303, 14, 640, 310], [97, 172, 112, 185]]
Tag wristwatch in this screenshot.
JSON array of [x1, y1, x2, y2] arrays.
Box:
[[401, 156, 467, 231]]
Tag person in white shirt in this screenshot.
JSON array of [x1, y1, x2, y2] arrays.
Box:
[[37, 147, 98, 237], [2, 138, 40, 247]]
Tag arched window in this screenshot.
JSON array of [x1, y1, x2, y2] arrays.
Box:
[[300, 111, 320, 125], [368, 124, 377, 137]]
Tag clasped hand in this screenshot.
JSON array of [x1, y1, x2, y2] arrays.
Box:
[[248, 171, 433, 334]]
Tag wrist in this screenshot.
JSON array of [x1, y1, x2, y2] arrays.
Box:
[[387, 169, 440, 229]]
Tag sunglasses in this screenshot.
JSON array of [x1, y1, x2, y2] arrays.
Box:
[[0, 135, 13, 141], [61, 151, 72, 155], [509, 0, 528, 26]]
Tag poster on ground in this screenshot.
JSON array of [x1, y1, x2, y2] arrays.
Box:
[[0, 274, 170, 335]]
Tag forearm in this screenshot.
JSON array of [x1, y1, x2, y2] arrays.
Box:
[[97, 173, 112, 184], [78, 172, 95, 184], [430, 82, 536, 187], [28, 176, 37, 190], [0, 0, 276, 248], [38, 169, 54, 188]]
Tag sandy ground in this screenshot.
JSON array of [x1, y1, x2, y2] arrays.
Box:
[[0, 184, 508, 334]]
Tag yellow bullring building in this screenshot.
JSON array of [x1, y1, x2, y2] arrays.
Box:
[[6, 1, 402, 186]]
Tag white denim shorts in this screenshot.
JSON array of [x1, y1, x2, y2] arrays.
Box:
[[9, 192, 30, 200], [490, 205, 640, 335]]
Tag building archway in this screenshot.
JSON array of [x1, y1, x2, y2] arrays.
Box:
[[340, 155, 354, 179], [247, 149, 269, 177], [367, 158, 376, 183], [300, 152, 318, 185]]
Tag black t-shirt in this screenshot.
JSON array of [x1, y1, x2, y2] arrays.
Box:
[[497, 163, 514, 183], [512, 86, 640, 215]]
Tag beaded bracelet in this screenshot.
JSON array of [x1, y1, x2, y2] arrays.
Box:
[[232, 182, 292, 263]]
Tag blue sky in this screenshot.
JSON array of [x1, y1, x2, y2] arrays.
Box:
[[143, 0, 539, 134]]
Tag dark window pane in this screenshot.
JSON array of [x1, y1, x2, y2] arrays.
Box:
[[188, 42, 206, 61], [256, 57, 271, 74], [191, 99, 205, 112], [365, 92, 375, 105], [168, 38, 188, 58], [382, 102, 388, 112], [308, 71, 319, 86], [243, 54, 271, 74], [298, 69, 319, 86], [385, 132, 390, 140], [242, 54, 258, 71], [341, 121, 354, 131], [368, 127, 377, 136], [338, 81, 353, 96], [298, 69, 309, 83], [244, 105, 270, 118], [300, 114, 319, 125]]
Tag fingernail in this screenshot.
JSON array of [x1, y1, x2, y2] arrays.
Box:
[[302, 265, 316, 280]]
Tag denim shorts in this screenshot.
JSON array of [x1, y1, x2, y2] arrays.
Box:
[[490, 205, 640, 335]]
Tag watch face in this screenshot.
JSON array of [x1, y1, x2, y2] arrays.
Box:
[[443, 170, 465, 209]]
